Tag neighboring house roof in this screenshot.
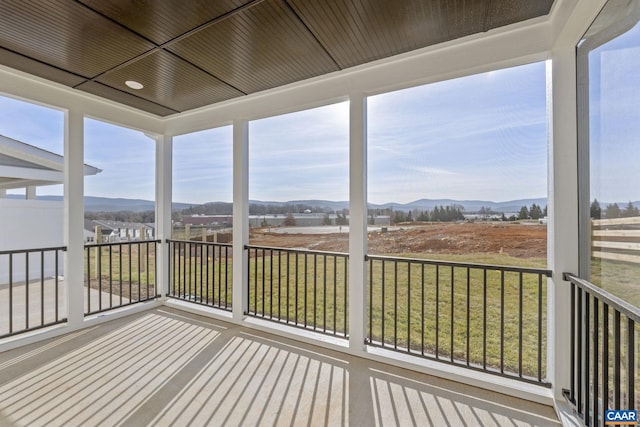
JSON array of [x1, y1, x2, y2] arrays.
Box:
[[0, 134, 101, 190], [84, 219, 114, 234], [84, 219, 153, 233]]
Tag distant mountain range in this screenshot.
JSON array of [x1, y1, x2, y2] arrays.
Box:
[[11, 195, 637, 214], [250, 198, 549, 213]]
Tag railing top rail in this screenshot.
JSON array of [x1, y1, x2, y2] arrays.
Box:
[[167, 239, 232, 247], [563, 272, 640, 323], [245, 244, 348, 257], [366, 253, 552, 276], [86, 239, 161, 248], [0, 246, 67, 255]]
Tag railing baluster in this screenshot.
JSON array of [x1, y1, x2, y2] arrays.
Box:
[[500, 270, 504, 373], [304, 253, 308, 327], [627, 318, 635, 410], [394, 260, 398, 350], [55, 250, 59, 322], [369, 257, 373, 342], [407, 262, 411, 352], [199, 243, 203, 303], [584, 292, 590, 426], [435, 264, 439, 358], [270, 249, 274, 319], [466, 267, 470, 366], [421, 263, 425, 356], [450, 265, 454, 362], [323, 254, 327, 333], [40, 250, 44, 326], [98, 245, 102, 310], [279, 250, 283, 322], [577, 287, 583, 415], [593, 298, 599, 427], [109, 245, 113, 308], [483, 268, 487, 370], [602, 303, 609, 419], [614, 310, 621, 411], [538, 273, 542, 383], [286, 252, 290, 323], [382, 259, 386, 346], [518, 271, 523, 377], [86, 246, 91, 315], [25, 252, 28, 329], [570, 280, 576, 403], [9, 253, 13, 334]]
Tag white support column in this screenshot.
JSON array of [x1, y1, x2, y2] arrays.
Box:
[[547, 51, 579, 401], [232, 119, 249, 322], [349, 94, 367, 352], [26, 186, 36, 200], [64, 110, 85, 329], [155, 134, 172, 299], [0, 189, 5, 198]]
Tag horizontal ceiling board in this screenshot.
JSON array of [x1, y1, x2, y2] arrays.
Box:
[[96, 50, 245, 112], [168, 0, 340, 94], [442, 0, 488, 38], [487, 1, 555, 29], [79, 0, 252, 45], [288, 0, 485, 69], [0, 1, 155, 78], [0, 47, 87, 87], [76, 81, 178, 117]]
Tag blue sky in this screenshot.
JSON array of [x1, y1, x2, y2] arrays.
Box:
[[2, 61, 552, 205]]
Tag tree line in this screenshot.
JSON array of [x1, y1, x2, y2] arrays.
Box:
[[590, 199, 639, 219]]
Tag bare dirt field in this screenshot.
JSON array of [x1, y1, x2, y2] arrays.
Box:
[[250, 222, 547, 259]]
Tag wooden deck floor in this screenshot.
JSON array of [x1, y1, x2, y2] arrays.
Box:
[[0, 307, 561, 426]]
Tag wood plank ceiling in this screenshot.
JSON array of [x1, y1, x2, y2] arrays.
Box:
[[0, 0, 555, 117]]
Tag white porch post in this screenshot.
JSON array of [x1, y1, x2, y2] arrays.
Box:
[[26, 186, 36, 200], [232, 119, 249, 322], [156, 134, 172, 299], [349, 93, 367, 352], [64, 109, 85, 329], [548, 51, 579, 401]]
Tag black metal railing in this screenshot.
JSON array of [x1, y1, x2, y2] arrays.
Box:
[[366, 254, 552, 386], [563, 273, 639, 426], [0, 246, 67, 338], [84, 240, 160, 315], [167, 239, 232, 311], [245, 245, 348, 338]]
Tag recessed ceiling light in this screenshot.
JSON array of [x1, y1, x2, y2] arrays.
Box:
[[125, 80, 144, 90]]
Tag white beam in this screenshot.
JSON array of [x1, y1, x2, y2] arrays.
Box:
[[349, 94, 367, 352], [232, 120, 249, 322], [64, 109, 85, 329], [155, 134, 172, 299], [0, 165, 63, 182]]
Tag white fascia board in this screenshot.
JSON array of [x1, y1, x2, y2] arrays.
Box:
[[0, 134, 62, 170], [0, 66, 164, 136], [0, 165, 63, 182], [165, 17, 552, 136], [0, 178, 57, 190], [0, 135, 102, 175]]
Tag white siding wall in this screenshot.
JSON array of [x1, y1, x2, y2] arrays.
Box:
[[0, 199, 64, 284]]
